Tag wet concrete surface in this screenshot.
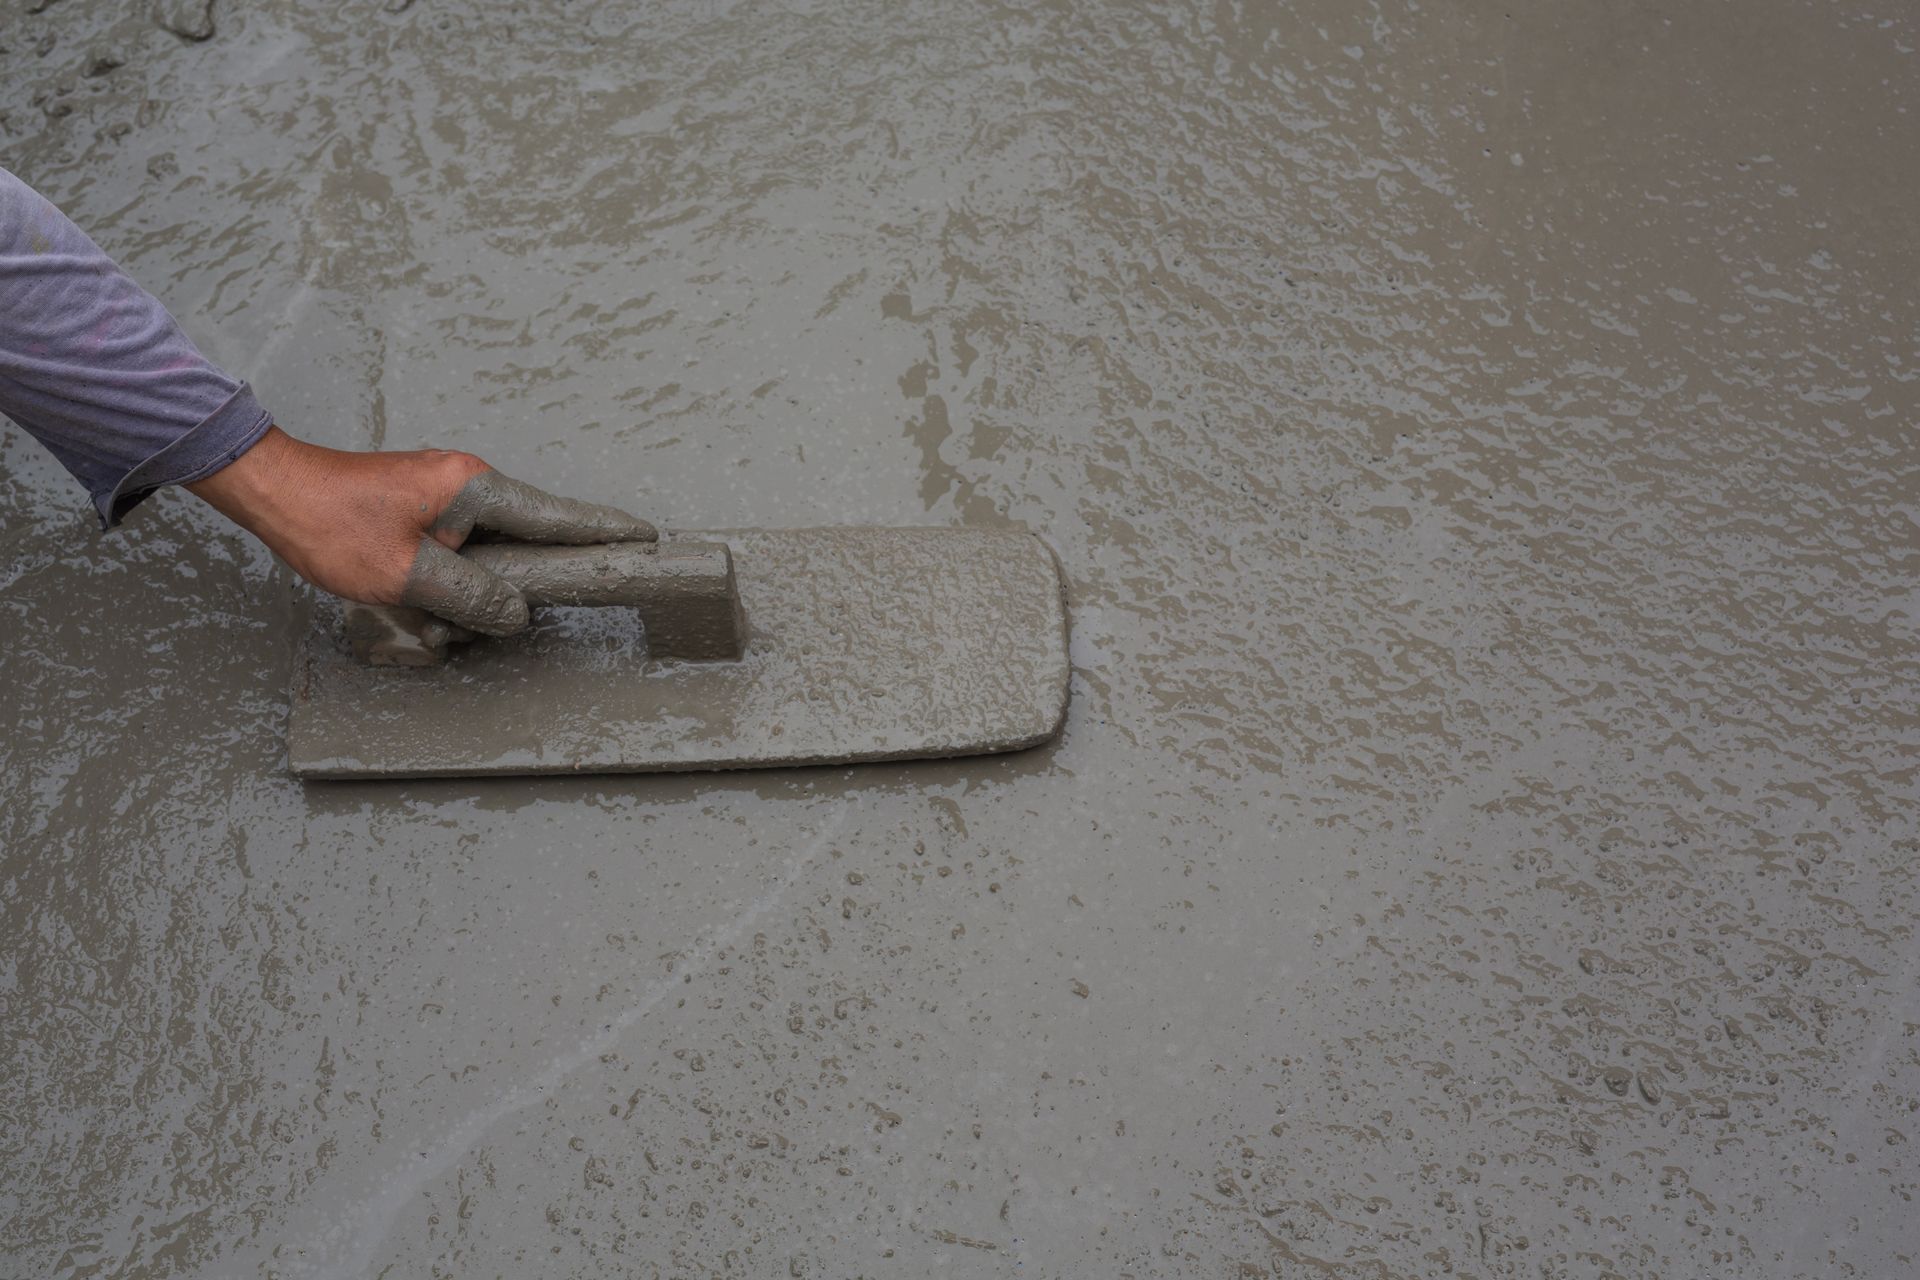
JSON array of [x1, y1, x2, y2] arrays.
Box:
[[2, 0, 1917, 1275]]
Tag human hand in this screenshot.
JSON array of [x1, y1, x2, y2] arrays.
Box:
[[186, 426, 656, 635]]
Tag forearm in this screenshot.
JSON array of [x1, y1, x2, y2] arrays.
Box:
[[0, 168, 654, 634], [0, 165, 271, 528]]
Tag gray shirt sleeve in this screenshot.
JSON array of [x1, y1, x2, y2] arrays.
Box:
[[0, 165, 272, 529]]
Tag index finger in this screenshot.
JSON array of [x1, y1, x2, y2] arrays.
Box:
[[434, 471, 658, 545]]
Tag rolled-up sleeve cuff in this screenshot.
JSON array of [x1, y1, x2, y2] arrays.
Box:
[[95, 382, 273, 529]]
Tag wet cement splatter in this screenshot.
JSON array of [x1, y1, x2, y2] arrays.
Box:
[[2, 0, 1917, 1276]]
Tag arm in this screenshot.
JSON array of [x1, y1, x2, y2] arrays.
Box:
[[0, 166, 654, 634], [0, 165, 271, 528]]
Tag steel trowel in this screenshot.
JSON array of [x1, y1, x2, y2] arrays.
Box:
[[286, 527, 1070, 779]]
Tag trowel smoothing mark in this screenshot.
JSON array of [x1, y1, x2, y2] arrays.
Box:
[[285, 807, 847, 1279]]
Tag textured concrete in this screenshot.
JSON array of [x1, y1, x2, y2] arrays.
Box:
[[2, 1, 1917, 1277], [291, 528, 1069, 777]]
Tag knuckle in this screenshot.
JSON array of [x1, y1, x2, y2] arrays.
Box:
[[430, 450, 492, 487]]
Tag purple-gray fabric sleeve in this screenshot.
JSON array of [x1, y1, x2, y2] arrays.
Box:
[[0, 166, 272, 529]]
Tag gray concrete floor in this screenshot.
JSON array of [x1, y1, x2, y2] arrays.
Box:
[[3, 1, 1916, 1275]]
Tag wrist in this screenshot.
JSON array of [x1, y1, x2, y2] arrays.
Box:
[[186, 425, 313, 535]]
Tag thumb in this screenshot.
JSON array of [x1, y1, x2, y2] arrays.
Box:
[[399, 538, 530, 636]]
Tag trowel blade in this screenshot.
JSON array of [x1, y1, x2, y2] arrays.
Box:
[[286, 527, 1069, 779]]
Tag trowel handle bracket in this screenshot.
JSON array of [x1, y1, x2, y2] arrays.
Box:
[[342, 540, 747, 667]]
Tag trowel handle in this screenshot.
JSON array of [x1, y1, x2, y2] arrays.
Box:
[[344, 540, 747, 666], [467, 541, 746, 659], [462, 541, 719, 608]]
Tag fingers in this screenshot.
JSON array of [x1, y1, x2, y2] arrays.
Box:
[[400, 538, 530, 636], [370, 467, 648, 642], [433, 471, 658, 545]]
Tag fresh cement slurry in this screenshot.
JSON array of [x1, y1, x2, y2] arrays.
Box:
[[3, 1, 1917, 1276]]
